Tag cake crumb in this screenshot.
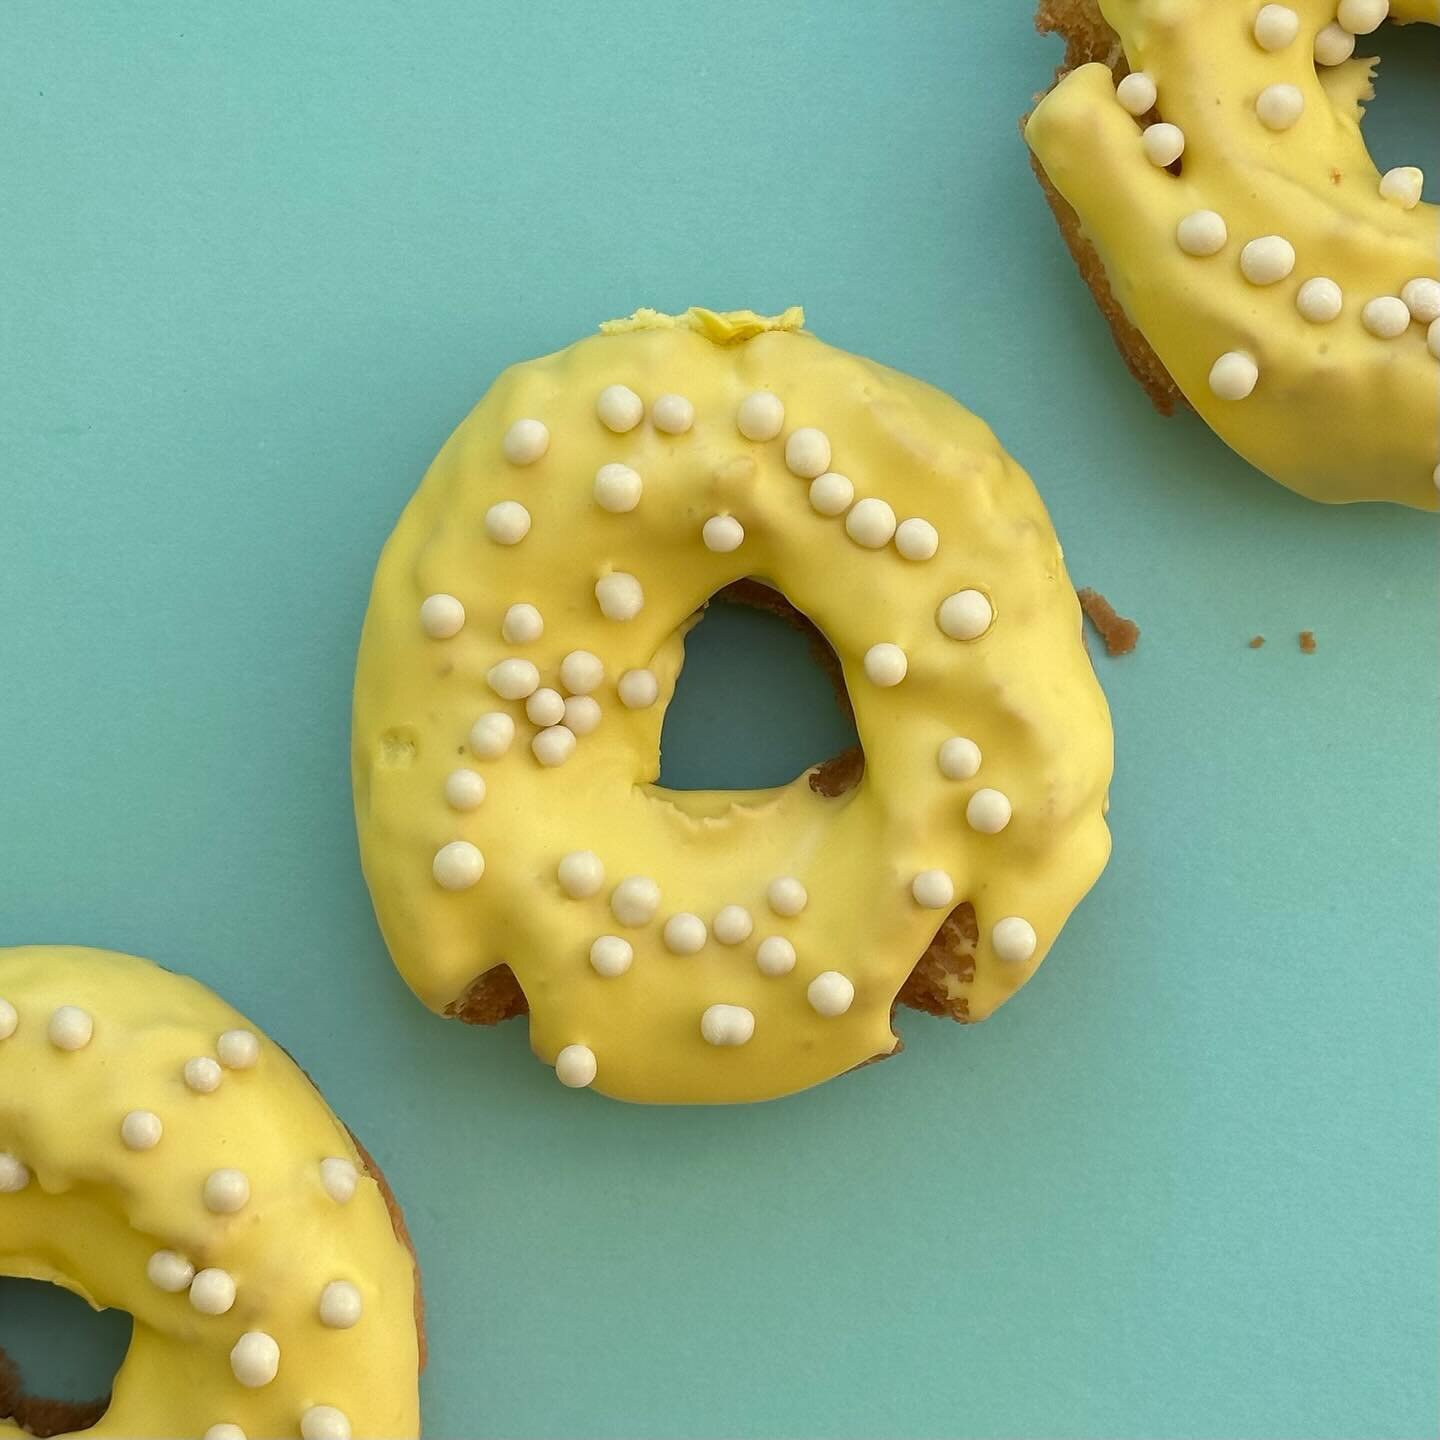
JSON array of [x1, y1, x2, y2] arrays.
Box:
[[1299, 630, 1317, 654], [1076, 587, 1139, 656], [1249, 635, 1265, 649]]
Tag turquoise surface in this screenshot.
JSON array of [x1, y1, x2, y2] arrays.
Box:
[[2, 4, 1437, 1437]]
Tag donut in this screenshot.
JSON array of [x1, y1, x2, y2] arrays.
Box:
[[352, 306, 1113, 1104], [1025, 0, 1439, 509], [0, 947, 422, 1440]]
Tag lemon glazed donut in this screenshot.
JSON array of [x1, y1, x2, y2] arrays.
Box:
[[1025, 0, 1439, 509], [353, 307, 1113, 1105], [0, 947, 422, 1440]]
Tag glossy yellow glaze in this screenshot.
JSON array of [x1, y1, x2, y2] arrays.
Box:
[[0, 947, 420, 1439], [1026, 0, 1439, 508], [353, 309, 1113, 1104]]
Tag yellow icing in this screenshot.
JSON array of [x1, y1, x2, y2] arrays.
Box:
[[1026, 0, 1440, 508], [353, 309, 1113, 1104], [0, 947, 420, 1439]]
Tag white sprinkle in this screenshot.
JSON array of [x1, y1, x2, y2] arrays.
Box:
[[993, 916, 1038, 963], [485, 501, 531, 546], [1296, 277, 1343, 323], [845, 497, 897, 549], [204, 1426, 247, 1440], [1255, 83, 1304, 130], [487, 657, 540, 700], [1313, 21, 1356, 64], [1115, 71, 1156, 115], [0, 1154, 31, 1192], [558, 850, 605, 899], [1362, 296, 1411, 339], [531, 724, 576, 767], [1239, 235, 1296, 285], [204, 1168, 251, 1214], [702, 515, 745, 552], [755, 936, 797, 976], [663, 913, 708, 954], [419, 593, 465, 639], [502, 418, 549, 465], [0, 998, 15, 1040], [563, 695, 601, 734], [555, 1044, 597, 1088], [184, 1057, 222, 1094], [700, 1004, 755, 1046], [147, 1250, 194, 1292], [1253, 4, 1299, 49], [229, 1331, 280, 1388], [1208, 351, 1259, 400], [526, 687, 566, 727], [1379, 167, 1424, 211], [594, 462, 643, 513], [596, 384, 644, 433], [1430, 317, 1440, 359], [48, 1005, 93, 1051], [784, 427, 832, 478], [320, 1157, 358, 1203], [938, 736, 982, 780], [807, 971, 855, 1017], [1141, 122, 1184, 167], [967, 787, 1013, 833], [737, 391, 785, 441], [318, 1280, 363, 1329], [559, 650, 605, 695], [217, 1030, 259, 1070], [596, 572, 644, 621], [611, 876, 661, 927], [120, 1110, 163, 1150], [1176, 210, 1228, 256], [444, 768, 487, 811], [651, 393, 695, 434], [190, 1268, 237, 1316], [712, 905, 754, 946], [912, 869, 955, 909], [863, 642, 908, 687], [433, 840, 485, 890], [1402, 279, 1440, 325], [501, 602, 544, 645], [895, 517, 939, 560], [767, 876, 808, 916], [589, 935, 634, 977], [618, 668, 659, 708], [1337, 0, 1388, 33], [301, 1406, 352, 1440], [808, 472, 854, 516], [469, 711, 516, 759], [937, 589, 994, 640]]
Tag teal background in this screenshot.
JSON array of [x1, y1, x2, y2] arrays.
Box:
[[2, 3, 1437, 1437]]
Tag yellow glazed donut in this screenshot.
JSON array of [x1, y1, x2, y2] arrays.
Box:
[[0, 947, 422, 1440], [353, 307, 1113, 1105], [1026, 0, 1440, 508]]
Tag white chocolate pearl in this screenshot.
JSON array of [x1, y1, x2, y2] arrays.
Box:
[[526, 688, 566, 727], [912, 869, 955, 909], [863, 643, 908, 687], [1337, 0, 1388, 33], [501, 602, 544, 645], [559, 650, 605, 694], [558, 850, 605, 899], [469, 711, 516, 758], [596, 572, 644, 621], [1115, 71, 1156, 114], [318, 1281, 363, 1329], [48, 1005, 92, 1051], [993, 916, 1038, 963], [502, 418, 548, 465], [1239, 235, 1295, 286], [301, 1406, 352, 1440], [204, 1426, 247, 1440], [217, 1030, 259, 1070], [651, 393, 694, 434], [596, 384, 644, 433], [444, 768, 487, 811], [1379, 167, 1424, 211], [555, 1044, 597, 1088], [700, 1004, 755, 1046], [204, 1168, 250, 1214], [184, 1057, 222, 1093], [1208, 351, 1259, 400], [966, 787, 1013, 833], [736, 391, 785, 441], [1362, 296, 1411, 339], [1296, 277, 1343, 323], [1402, 279, 1440, 325], [532, 725, 576, 767], [702, 515, 745, 552], [1314, 21, 1356, 64], [755, 936, 797, 977], [895, 518, 938, 560], [1254, 4, 1299, 48], [1141, 122, 1184, 166], [809, 472, 854, 516], [419, 593, 465, 639], [0, 1153, 29, 1192], [487, 657, 540, 700], [589, 935, 633, 977], [937, 589, 993, 640], [611, 876, 661, 926], [807, 971, 855, 1017], [767, 876, 808, 916], [937, 736, 982, 780], [0, 997, 15, 1040], [784, 427, 831, 478], [120, 1110, 163, 1150], [663, 913, 708, 954], [712, 905, 754, 945], [1176, 210, 1228, 257], [485, 501, 531, 546], [147, 1250, 194, 1292], [1430, 317, 1440, 359], [618, 668, 659, 708], [433, 840, 485, 890], [190, 1268, 237, 1315], [563, 695, 601, 735], [1255, 83, 1303, 130], [845, 497, 897, 548], [320, 1157, 358, 1203], [229, 1331, 280, 1388], [594, 462, 643, 513]]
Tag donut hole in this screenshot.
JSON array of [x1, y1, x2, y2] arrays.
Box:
[[0, 1278, 129, 1436], [1350, 21, 1438, 202]]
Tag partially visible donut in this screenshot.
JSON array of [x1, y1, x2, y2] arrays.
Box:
[[0, 947, 422, 1440]]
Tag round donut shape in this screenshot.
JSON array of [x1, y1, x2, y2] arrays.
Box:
[[1026, 0, 1439, 508], [0, 947, 422, 1440], [353, 307, 1113, 1104]]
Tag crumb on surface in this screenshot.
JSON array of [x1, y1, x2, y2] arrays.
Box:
[[1076, 587, 1140, 656], [1249, 635, 1265, 649], [1299, 630, 1317, 654]]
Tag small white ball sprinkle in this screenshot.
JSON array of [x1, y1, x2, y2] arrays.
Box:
[[558, 850, 605, 899], [712, 905, 754, 946], [651, 393, 695, 434], [525, 687, 566, 727], [595, 572, 644, 621], [808, 472, 854, 516], [1141, 122, 1184, 167], [1208, 351, 1259, 400], [993, 916, 1038, 963], [589, 935, 633, 977], [300, 1406, 352, 1440], [1379, 167, 1424, 211], [190, 1268, 237, 1315], [469, 711, 516, 759], [1313, 21, 1356, 64], [755, 936, 797, 976], [184, 1057, 222, 1094], [938, 736, 982, 780], [1176, 209, 1228, 257], [320, 1157, 358, 1203], [912, 869, 955, 909], [485, 500, 532, 546], [203, 1167, 251, 1214], [863, 642, 908, 687], [444, 768, 487, 811], [555, 1044, 597, 1088], [559, 650, 604, 695], [1430, 317, 1440, 359], [785, 427, 832, 478], [966, 787, 1014, 834], [1239, 235, 1296, 286], [48, 1005, 93, 1051], [1362, 296, 1411, 339], [204, 1426, 247, 1440], [1255, 83, 1304, 130], [663, 912, 708, 955], [618, 668, 659, 708], [433, 840, 485, 890], [844, 497, 897, 549], [0, 1154, 32, 1193], [937, 589, 994, 640], [487, 657, 540, 700], [700, 1004, 755, 1047], [0, 997, 15, 1040], [1253, 4, 1299, 50], [531, 725, 576, 767], [563, 695, 602, 735], [419, 593, 465, 639], [895, 517, 939, 561], [229, 1331, 280, 1389], [502, 418, 549, 466], [318, 1280, 363, 1329], [594, 462, 643, 513], [217, 1029, 259, 1070], [1337, 0, 1388, 33], [596, 384, 644, 433], [147, 1249, 194, 1292], [120, 1110, 163, 1150], [501, 602, 544, 645], [1296, 277, 1344, 324], [807, 971, 855, 1017], [611, 876, 661, 926], [1402, 279, 1440, 325], [767, 876, 808, 916], [1115, 71, 1156, 115], [702, 515, 745, 553], [737, 391, 785, 441]]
